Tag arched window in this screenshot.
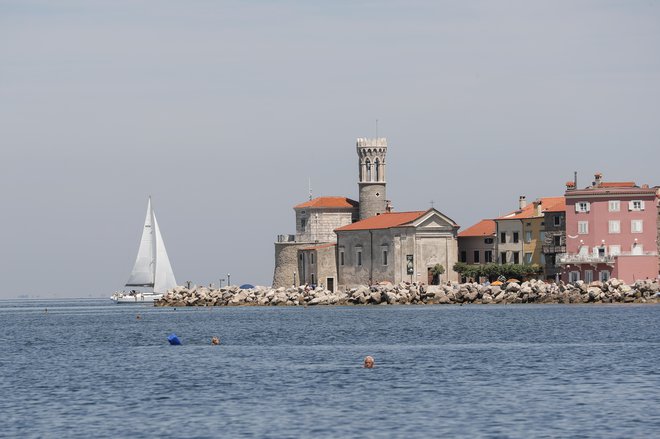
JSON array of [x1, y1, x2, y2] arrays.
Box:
[[374, 158, 380, 181], [366, 159, 372, 182]]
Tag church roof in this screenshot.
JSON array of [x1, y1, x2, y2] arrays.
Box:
[[294, 196, 359, 209], [458, 219, 496, 237], [335, 211, 427, 231]]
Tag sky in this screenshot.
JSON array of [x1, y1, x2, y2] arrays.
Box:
[[1, 0, 659, 298]]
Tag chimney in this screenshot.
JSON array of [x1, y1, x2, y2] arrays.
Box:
[[533, 200, 542, 217], [385, 200, 393, 213], [519, 195, 527, 210], [594, 172, 603, 187]]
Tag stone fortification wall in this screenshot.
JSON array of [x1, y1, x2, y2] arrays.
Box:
[[272, 242, 307, 288]]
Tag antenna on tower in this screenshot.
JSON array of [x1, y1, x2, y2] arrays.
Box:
[[308, 177, 313, 201]]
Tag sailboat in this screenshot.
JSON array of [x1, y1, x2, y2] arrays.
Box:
[[111, 197, 177, 303]]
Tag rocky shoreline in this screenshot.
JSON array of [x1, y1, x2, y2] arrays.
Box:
[[154, 278, 660, 307]]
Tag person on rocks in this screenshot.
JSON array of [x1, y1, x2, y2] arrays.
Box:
[[363, 356, 375, 368]]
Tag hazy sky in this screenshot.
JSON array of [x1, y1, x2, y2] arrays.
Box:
[[1, 1, 659, 298]]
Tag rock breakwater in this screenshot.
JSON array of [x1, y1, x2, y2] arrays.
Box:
[[154, 278, 660, 307]]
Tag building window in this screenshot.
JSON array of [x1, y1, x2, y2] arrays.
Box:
[[608, 200, 620, 212], [569, 271, 580, 283], [553, 216, 561, 226], [553, 235, 561, 246], [474, 251, 480, 263], [599, 271, 610, 282], [383, 249, 388, 266], [608, 220, 620, 234], [525, 231, 532, 243], [339, 249, 345, 266], [524, 252, 532, 264], [578, 221, 589, 234], [500, 232, 506, 244], [584, 270, 593, 284], [356, 248, 362, 266], [460, 251, 467, 263], [311, 274, 315, 285], [300, 218, 307, 231], [631, 220, 643, 233], [485, 251, 492, 263], [310, 253, 315, 265], [513, 252, 520, 264], [500, 252, 507, 264], [513, 232, 519, 243], [609, 245, 621, 256], [485, 237, 494, 244], [576, 202, 590, 213], [628, 200, 644, 211]]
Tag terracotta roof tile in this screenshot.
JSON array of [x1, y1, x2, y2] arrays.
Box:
[[458, 219, 496, 237], [294, 196, 359, 209], [599, 182, 636, 188], [497, 197, 565, 219], [335, 211, 427, 231]]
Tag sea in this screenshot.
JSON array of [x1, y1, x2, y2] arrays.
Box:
[[1, 299, 659, 439]]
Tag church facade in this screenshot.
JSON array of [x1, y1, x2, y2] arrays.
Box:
[[272, 137, 459, 290]]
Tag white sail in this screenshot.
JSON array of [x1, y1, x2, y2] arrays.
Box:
[[153, 212, 177, 293], [125, 198, 155, 287]]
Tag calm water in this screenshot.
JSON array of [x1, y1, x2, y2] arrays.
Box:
[[1, 300, 659, 438]]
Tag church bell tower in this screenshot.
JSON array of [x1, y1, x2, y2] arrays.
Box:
[[356, 137, 387, 220]]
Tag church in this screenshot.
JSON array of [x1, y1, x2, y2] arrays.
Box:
[[272, 137, 460, 291]]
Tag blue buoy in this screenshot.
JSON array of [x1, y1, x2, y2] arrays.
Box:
[[167, 334, 182, 345]]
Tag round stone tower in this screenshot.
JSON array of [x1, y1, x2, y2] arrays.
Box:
[[356, 137, 387, 220]]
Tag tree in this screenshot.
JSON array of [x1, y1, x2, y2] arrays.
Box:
[[430, 264, 445, 285], [453, 262, 543, 282]]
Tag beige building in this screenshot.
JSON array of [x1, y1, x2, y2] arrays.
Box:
[[272, 196, 358, 290], [457, 219, 496, 265], [495, 196, 565, 270]]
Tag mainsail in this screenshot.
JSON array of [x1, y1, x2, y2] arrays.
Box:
[[125, 197, 177, 292]]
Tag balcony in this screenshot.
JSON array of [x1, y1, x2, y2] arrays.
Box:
[[558, 253, 614, 264], [542, 245, 566, 254], [277, 234, 296, 243], [558, 251, 658, 265]]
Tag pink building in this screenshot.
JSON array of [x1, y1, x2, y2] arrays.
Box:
[[560, 173, 659, 284]]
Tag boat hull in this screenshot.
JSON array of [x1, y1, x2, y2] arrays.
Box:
[[110, 292, 163, 304]]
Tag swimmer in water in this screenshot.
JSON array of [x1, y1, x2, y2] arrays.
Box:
[[363, 356, 375, 368]]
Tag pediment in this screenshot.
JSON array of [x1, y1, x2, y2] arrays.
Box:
[[411, 209, 458, 230]]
